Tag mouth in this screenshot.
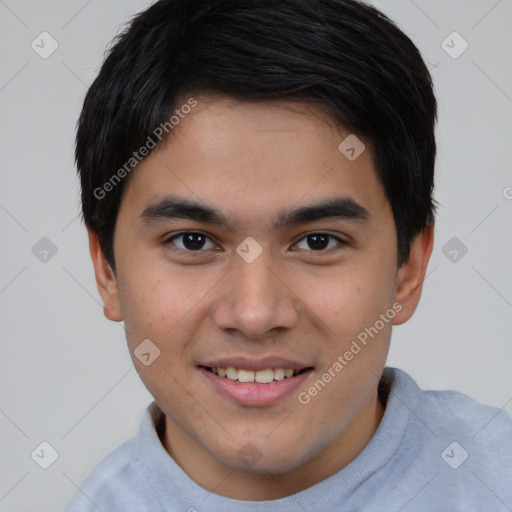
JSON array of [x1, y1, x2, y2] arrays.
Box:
[[199, 365, 313, 384], [198, 361, 314, 406]]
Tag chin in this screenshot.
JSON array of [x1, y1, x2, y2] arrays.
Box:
[[211, 438, 313, 475]]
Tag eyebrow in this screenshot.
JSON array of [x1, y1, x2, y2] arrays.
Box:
[[139, 194, 370, 230]]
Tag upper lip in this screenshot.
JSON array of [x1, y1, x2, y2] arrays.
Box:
[[200, 356, 313, 372]]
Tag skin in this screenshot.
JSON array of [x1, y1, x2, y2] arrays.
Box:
[[89, 94, 434, 500]]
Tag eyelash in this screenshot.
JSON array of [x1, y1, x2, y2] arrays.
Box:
[[163, 231, 347, 256]]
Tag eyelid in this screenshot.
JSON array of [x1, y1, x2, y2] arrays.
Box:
[[291, 232, 347, 252], [164, 230, 220, 253]]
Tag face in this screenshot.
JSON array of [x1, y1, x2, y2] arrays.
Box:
[[90, 95, 433, 497]]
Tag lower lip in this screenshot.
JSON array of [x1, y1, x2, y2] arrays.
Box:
[[199, 367, 313, 407]]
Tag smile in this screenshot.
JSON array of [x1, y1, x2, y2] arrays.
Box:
[[199, 364, 314, 406], [202, 366, 311, 384]]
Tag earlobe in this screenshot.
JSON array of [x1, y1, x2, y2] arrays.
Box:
[[393, 224, 434, 325], [87, 229, 123, 322]]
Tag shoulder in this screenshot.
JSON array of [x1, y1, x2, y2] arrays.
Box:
[[391, 368, 512, 500], [63, 438, 149, 511], [387, 367, 512, 441], [377, 368, 512, 508], [418, 379, 512, 443], [63, 403, 164, 512]]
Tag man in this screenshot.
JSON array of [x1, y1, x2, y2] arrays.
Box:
[[64, 0, 512, 510]]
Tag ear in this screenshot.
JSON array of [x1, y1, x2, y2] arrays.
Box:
[[87, 229, 123, 322], [392, 224, 434, 325]]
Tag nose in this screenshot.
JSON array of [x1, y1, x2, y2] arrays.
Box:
[[212, 250, 300, 342]]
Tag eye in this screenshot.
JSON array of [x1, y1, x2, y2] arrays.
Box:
[[165, 231, 218, 252], [293, 233, 346, 252]]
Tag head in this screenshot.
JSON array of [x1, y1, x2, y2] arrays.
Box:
[[78, 0, 436, 494]]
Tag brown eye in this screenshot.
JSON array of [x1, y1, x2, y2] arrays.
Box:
[[166, 232, 217, 252], [306, 234, 329, 250], [294, 233, 346, 252]]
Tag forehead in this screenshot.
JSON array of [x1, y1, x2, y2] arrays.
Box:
[[185, 95, 339, 130], [169, 95, 350, 156], [120, 95, 388, 227]]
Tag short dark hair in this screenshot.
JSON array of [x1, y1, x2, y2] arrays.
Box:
[[76, 0, 437, 269]]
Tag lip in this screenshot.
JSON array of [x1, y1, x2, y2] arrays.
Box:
[[200, 356, 311, 372], [199, 366, 314, 407]]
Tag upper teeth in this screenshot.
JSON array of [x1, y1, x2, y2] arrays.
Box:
[[212, 367, 296, 383]]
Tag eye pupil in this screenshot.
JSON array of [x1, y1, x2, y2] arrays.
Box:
[[307, 234, 329, 250], [183, 233, 206, 250]]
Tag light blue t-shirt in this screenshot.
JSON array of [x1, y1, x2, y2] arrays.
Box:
[[63, 367, 512, 511]]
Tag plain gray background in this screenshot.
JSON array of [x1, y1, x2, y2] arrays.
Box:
[[1, 0, 511, 510]]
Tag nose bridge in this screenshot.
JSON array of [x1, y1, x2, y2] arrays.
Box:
[[213, 247, 299, 339], [237, 252, 277, 303]]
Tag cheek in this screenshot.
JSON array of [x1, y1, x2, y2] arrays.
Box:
[[118, 263, 220, 350], [295, 259, 395, 336], [117, 269, 183, 348]]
